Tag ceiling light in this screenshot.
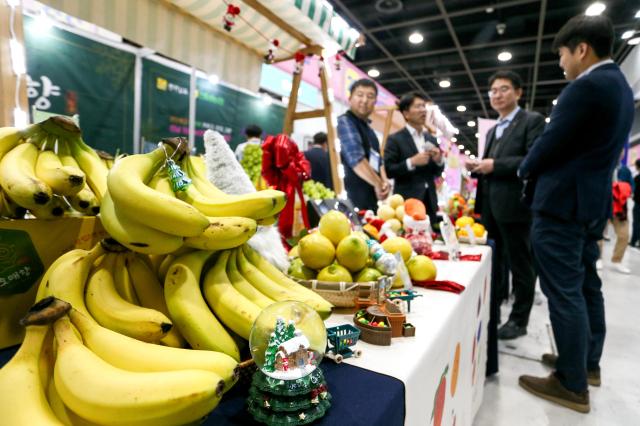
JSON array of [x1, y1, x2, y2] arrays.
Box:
[[622, 30, 635, 40], [552, 99, 557, 105], [628, 37, 640, 46], [451, 137, 457, 142], [208, 74, 219, 85], [497, 51, 512, 62], [475, 133, 480, 138], [464, 150, 471, 155], [467, 120, 476, 127], [545, 117, 551, 123], [636, 10, 640, 18], [261, 93, 273, 105], [485, 7, 494, 13], [408, 32, 424, 44], [456, 105, 466, 112], [438, 79, 451, 88], [367, 68, 380, 78], [585, 2, 606, 16], [469, 154, 476, 159], [458, 144, 465, 150]]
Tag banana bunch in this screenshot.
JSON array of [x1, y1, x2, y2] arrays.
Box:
[[0, 117, 110, 218], [100, 138, 286, 255], [164, 244, 332, 356], [0, 294, 238, 426]]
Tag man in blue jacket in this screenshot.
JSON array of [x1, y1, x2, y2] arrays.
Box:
[[518, 15, 634, 413]]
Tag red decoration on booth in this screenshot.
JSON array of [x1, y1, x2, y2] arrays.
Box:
[[262, 134, 311, 239], [223, 4, 241, 31], [334, 52, 342, 71], [264, 39, 280, 63], [294, 51, 306, 74]]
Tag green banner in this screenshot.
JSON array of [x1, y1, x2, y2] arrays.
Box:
[[23, 16, 135, 155]]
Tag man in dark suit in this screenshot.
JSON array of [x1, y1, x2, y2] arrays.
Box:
[[304, 132, 333, 190], [465, 71, 545, 340], [518, 15, 634, 413], [384, 93, 444, 225]]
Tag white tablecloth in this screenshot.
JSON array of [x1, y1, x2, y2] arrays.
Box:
[[325, 245, 492, 426]]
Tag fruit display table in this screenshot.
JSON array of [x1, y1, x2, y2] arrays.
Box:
[[325, 244, 492, 426]]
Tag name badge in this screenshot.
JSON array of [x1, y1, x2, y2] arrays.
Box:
[[369, 150, 381, 173]]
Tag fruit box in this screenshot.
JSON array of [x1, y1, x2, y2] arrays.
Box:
[[292, 276, 390, 308], [0, 217, 107, 349]]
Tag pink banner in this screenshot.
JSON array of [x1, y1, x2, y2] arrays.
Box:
[[477, 118, 497, 158]]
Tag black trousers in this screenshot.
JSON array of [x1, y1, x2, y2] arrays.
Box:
[[483, 210, 537, 327], [531, 214, 606, 393], [631, 203, 640, 246]]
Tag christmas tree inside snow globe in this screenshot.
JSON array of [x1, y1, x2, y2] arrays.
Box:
[[247, 301, 332, 425]]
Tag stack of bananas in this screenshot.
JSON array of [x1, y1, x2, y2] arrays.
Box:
[[0, 117, 110, 219], [100, 138, 286, 255], [0, 241, 240, 425]]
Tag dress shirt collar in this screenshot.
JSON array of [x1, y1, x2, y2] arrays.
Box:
[[406, 124, 424, 138], [498, 106, 521, 124], [577, 58, 614, 80]]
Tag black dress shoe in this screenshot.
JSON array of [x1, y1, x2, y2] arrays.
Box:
[[541, 353, 601, 386], [497, 320, 526, 340]]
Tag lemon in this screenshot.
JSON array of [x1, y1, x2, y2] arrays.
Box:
[[355, 267, 382, 282], [381, 236, 413, 262], [385, 218, 402, 233], [317, 263, 352, 282], [389, 194, 405, 209], [472, 223, 485, 237], [377, 205, 396, 221], [298, 232, 335, 269], [455, 216, 474, 228], [319, 210, 351, 246], [395, 205, 405, 221], [288, 258, 316, 280], [336, 235, 369, 272], [406, 255, 437, 281]]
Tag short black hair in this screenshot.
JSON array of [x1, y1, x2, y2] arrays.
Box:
[[635, 159, 640, 169], [312, 132, 327, 145], [397, 92, 432, 113], [245, 124, 262, 138], [349, 78, 378, 97], [488, 70, 523, 90], [552, 14, 614, 58]]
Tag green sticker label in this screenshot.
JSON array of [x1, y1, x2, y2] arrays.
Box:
[[0, 229, 45, 296]]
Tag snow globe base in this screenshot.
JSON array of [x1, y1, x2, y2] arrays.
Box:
[[247, 369, 331, 425]]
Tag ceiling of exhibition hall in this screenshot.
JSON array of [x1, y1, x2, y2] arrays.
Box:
[[329, 0, 640, 151]]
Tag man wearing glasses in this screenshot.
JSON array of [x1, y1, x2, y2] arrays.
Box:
[[337, 79, 390, 211], [465, 70, 545, 340]]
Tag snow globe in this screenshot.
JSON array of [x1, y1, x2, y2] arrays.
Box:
[[247, 301, 331, 424]]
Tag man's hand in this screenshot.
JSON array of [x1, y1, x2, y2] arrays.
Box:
[[376, 181, 391, 200], [429, 148, 443, 163], [472, 159, 494, 175], [464, 158, 479, 171], [410, 152, 431, 167]]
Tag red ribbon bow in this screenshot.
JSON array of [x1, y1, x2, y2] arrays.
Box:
[[412, 280, 466, 294], [262, 134, 311, 239], [428, 251, 482, 261]]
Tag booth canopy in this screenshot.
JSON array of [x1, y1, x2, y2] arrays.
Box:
[[169, 0, 360, 60]]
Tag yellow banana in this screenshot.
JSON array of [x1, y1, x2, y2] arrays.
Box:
[[184, 216, 257, 250], [157, 254, 175, 283], [0, 142, 53, 209], [107, 146, 209, 237], [227, 249, 275, 309], [181, 155, 287, 219], [100, 190, 185, 255], [164, 250, 240, 360], [112, 252, 139, 304], [58, 141, 100, 215], [48, 378, 101, 426], [236, 248, 296, 302], [29, 194, 68, 219], [69, 309, 238, 392], [0, 325, 64, 425], [0, 126, 25, 160], [147, 254, 167, 278], [65, 135, 109, 202], [147, 171, 175, 198], [84, 253, 172, 343], [126, 253, 187, 348], [53, 316, 224, 426], [202, 250, 261, 340], [0, 188, 27, 218], [43, 244, 105, 316], [242, 245, 333, 318], [35, 149, 85, 196], [256, 215, 278, 226]]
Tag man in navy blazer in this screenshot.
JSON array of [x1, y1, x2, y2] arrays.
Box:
[[518, 15, 634, 413]]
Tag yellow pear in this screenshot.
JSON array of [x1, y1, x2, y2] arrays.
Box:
[[298, 232, 335, 269], [319, 210, 351, 246]]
